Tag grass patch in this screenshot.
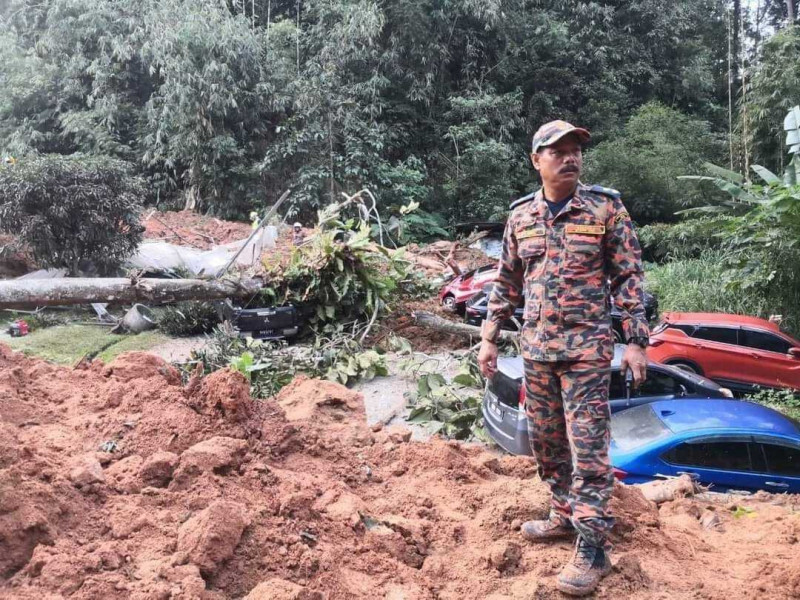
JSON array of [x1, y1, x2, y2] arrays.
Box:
[[96, 330, 169, 363], [747, 388, 800, 422], [5, 324, 168, 365], [645, 251, 772, 319]]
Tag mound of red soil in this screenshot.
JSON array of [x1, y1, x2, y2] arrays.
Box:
[[143, 210, 252, 250], [1, 344, 800, 599]]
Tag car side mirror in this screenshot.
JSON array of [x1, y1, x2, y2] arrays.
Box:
[[789, 348, 800, 359]]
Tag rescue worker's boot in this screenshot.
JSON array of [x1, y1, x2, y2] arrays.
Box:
[[520, 515, 575, 541], [556, 535, 612, 596]]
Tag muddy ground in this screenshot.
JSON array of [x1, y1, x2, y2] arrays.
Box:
[[1, 345, 799, 599]]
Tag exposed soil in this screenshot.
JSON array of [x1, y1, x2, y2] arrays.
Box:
[[377, 300, 472, 353], [1, 344, 799, 599], [143, 210, 253, 250]]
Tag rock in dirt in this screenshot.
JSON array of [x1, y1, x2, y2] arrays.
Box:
[[68, 454, 105, 487], [139, 451, 179, 487], [487, 541, 522, 573], [385, 425, 413, 444], [176, 500, 250, 576], [700, 508, 723, 531], [274, 375, 362, 422], [177, 436, 248, 477], [105, 454, 144, 493], [245, 578, 324, 600], [189, 368, 253, 419], [104, 352, 181, 385]]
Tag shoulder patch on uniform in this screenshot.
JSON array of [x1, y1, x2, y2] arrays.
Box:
[[613, 211, 630, 225], [509, 191, 537, 210], [588, 184, 621, 199]]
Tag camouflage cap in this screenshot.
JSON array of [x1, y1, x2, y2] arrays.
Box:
[[531, 120, 591, 153]]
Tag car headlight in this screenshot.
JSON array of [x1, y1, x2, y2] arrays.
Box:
[[720, 388, 734, 398]]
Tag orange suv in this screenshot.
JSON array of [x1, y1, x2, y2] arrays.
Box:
[[647, 312, 800, 394]]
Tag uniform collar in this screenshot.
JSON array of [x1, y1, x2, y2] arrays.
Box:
[[532, 184, 587, 218]]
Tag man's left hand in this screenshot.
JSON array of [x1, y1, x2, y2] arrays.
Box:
[[620, 344, 647, 387]]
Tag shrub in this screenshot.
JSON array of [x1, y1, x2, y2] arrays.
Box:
[[747, 388, 800, 422], [584, 102, 725, 224], [638, 218, 730, 263], [0, 154, 145, 274], [156, 302, 221, 337], [645, 250, 774, 321]]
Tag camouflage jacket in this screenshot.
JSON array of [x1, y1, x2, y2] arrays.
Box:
[[483, 184, 649, 362]]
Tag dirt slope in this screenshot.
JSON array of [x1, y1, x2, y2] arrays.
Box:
[[0, 344, 799, 599]]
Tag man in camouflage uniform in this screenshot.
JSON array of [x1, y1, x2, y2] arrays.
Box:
[[478, 120, 649, 596]]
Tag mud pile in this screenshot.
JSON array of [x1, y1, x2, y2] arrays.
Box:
[[1, 343, 799, 599], [143, 210, 253, 250], [405, 241, 492, 279]]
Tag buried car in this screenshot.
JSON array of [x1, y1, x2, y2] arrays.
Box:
[[482, 345, 732, 456], [647, 312, 800, 394], [465, 288, 658, 343], [610, 399, 800, 493], [438, 264, 497, 312]]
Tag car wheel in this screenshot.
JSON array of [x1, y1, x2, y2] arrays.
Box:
[[442, 295, 456, 311], [668, 360, 703, 375]]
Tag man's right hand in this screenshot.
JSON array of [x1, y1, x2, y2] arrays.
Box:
[[478, 339, 499, 379]]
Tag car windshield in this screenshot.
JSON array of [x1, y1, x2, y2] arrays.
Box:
[[611, 405, 672, 452]]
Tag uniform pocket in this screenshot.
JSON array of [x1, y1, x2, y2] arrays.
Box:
[[566, 233, 602, 254], [519, 239, 545, 259]]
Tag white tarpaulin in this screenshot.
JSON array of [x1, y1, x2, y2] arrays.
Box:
[[127, 226, 277, 277]]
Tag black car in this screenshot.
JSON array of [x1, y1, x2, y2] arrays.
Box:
[[465, 289, 658, 343], [482, 344, 732, 456]]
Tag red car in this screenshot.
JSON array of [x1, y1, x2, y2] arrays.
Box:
[[648, 312, 800, 393], [438, 264, 496, 312]]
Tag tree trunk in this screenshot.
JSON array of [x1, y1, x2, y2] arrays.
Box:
[[411, 310, 519, 343], [788, 0, 795, 25], [0, 277, 263, 310]]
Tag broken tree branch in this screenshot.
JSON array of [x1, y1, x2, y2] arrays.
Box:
[[0, 277, 263, 309], [411, 311, 518, 343]]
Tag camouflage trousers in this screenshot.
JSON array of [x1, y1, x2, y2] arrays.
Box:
[[523, 358, 614, 547]]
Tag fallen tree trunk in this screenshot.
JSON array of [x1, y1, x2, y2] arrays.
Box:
[[0, 277, 263, 309], [412, 310, 519, 343]]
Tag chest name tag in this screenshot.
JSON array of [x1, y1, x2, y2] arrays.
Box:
[[566, 224, 605, 235], [517, 227, 546, 240]]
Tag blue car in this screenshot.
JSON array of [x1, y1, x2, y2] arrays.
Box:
[[482, 345, 732, 456], [611, 399, 800, 493]]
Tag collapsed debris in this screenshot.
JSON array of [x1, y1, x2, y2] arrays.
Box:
[[1, 344, 799, 599]]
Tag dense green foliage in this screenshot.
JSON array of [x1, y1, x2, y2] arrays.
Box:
[[0, 0, 731, 222], [747, 27, 800, 175], [0, 154, 144, 273], [645, 251, 774, 322], [584, 103, 726, 223], [652, 107, 800, 336], [638, 219, 729, 263]]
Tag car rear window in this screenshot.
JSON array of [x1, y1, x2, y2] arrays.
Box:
[[739, 329, 793, 354], [611, 405, 672, 451]]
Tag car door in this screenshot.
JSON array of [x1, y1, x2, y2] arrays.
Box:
[[689, 326, 753, 385], [738, 328, 800, 390], [658, 437, 768, 492], [753, 437, 800, 493]]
